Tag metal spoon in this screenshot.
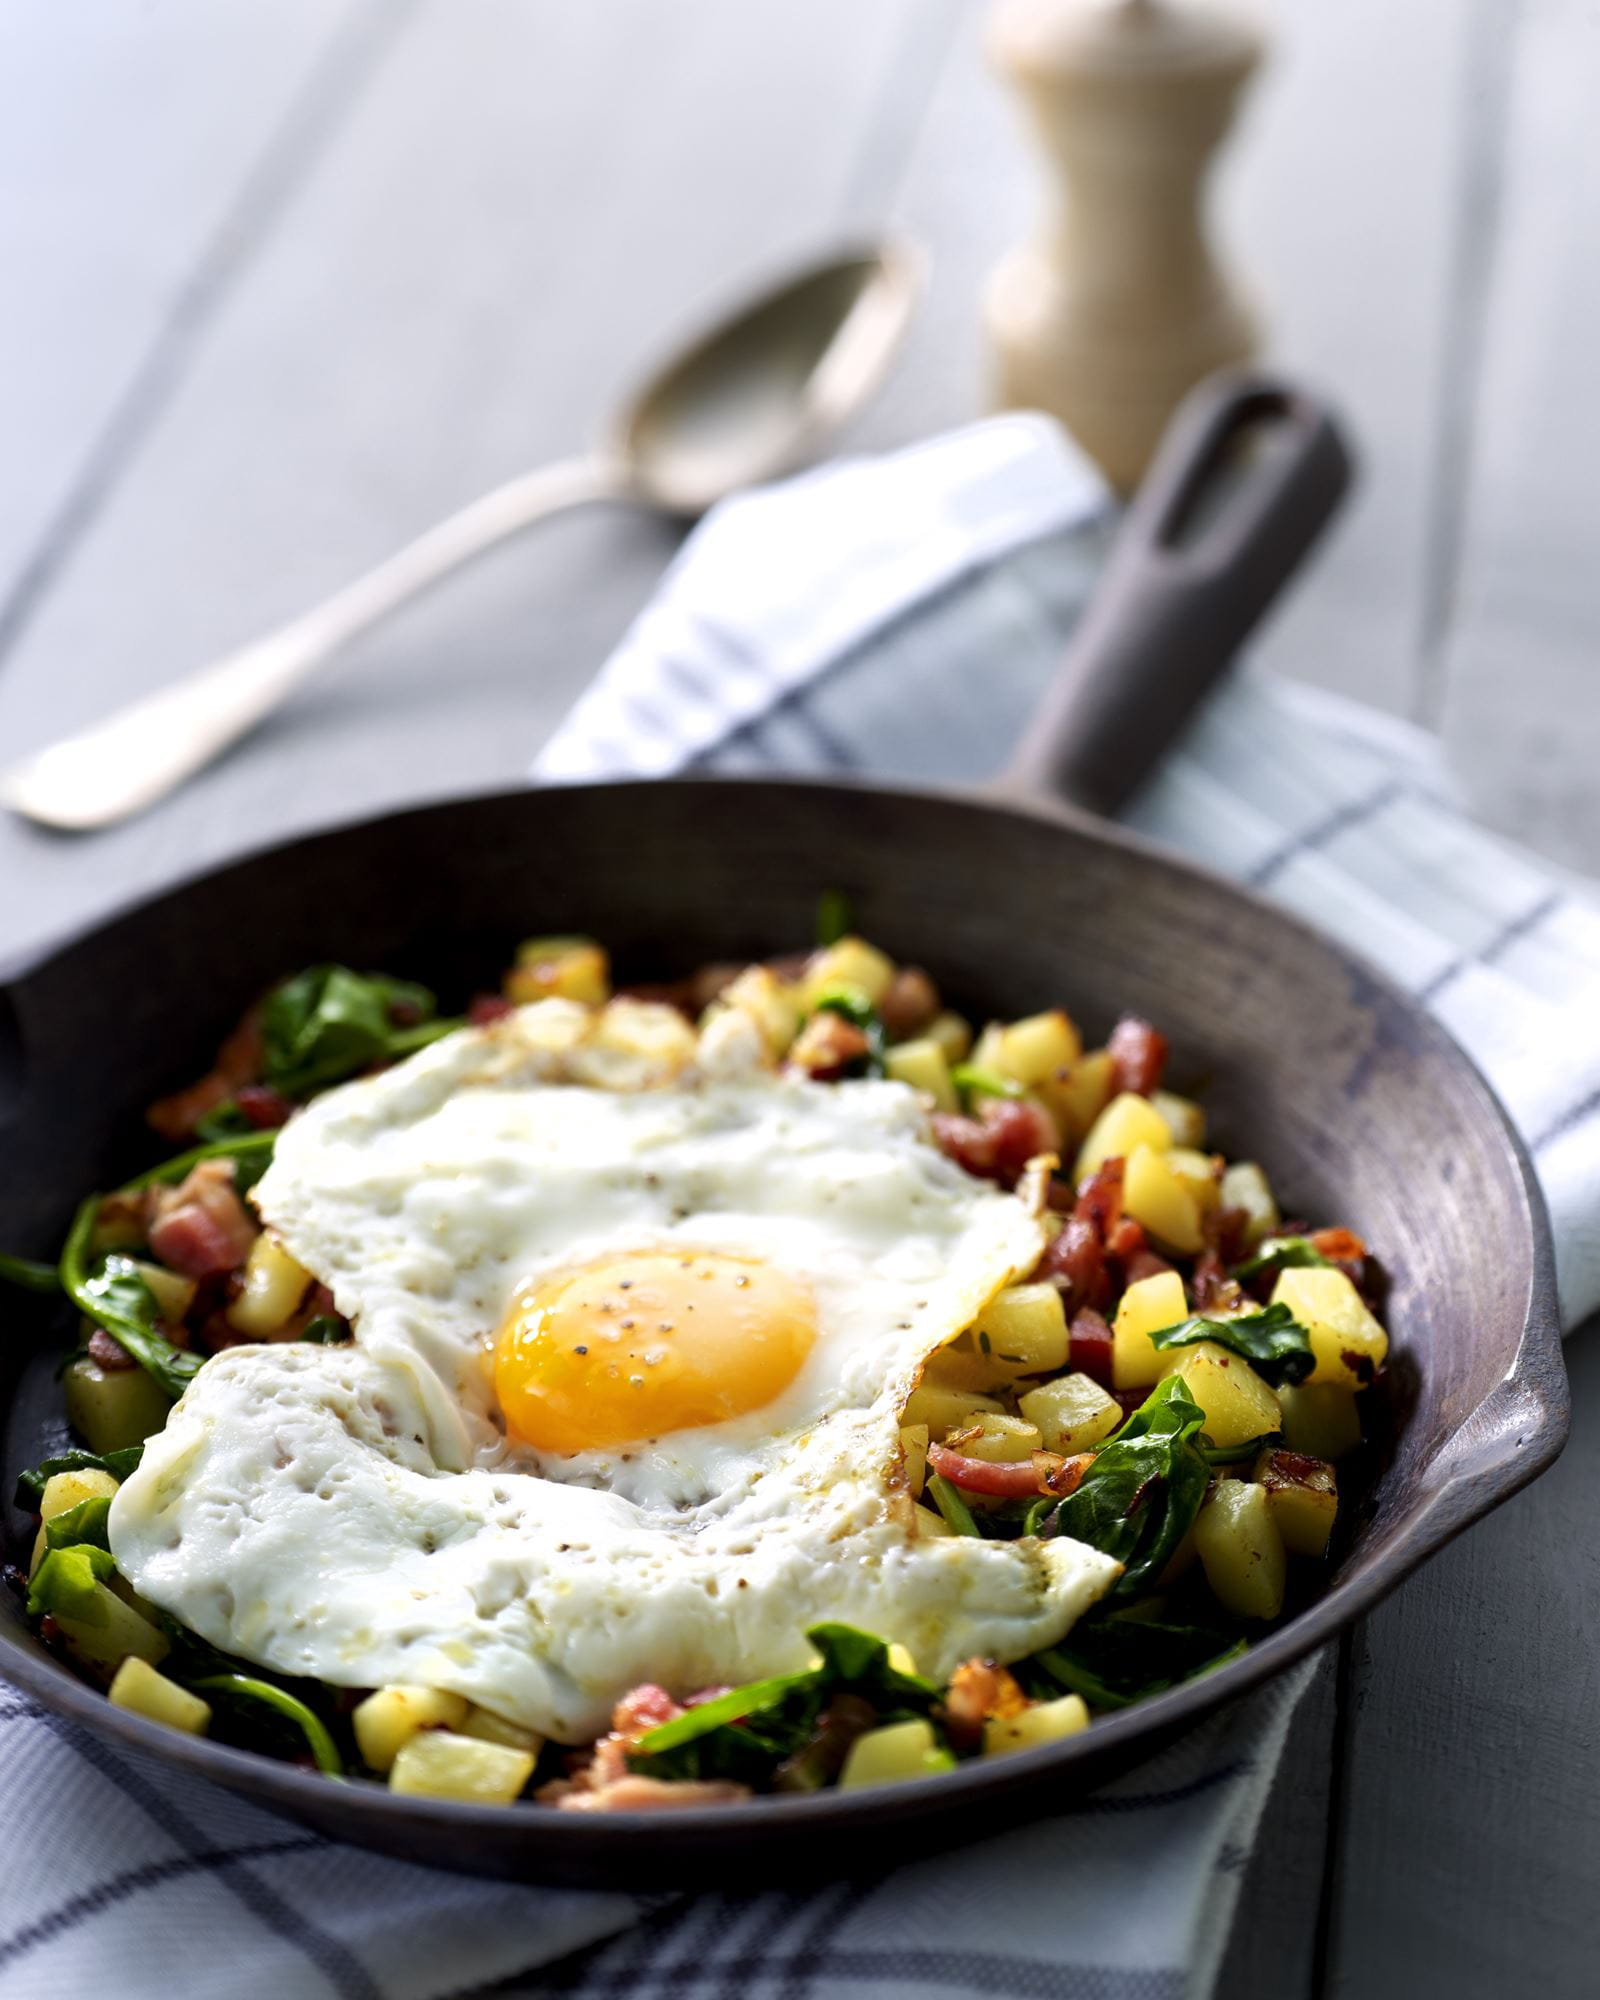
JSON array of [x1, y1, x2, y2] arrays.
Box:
[[2, 242, 923, 831]]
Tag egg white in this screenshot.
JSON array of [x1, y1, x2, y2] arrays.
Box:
[[110, 999, 1121, 1742]]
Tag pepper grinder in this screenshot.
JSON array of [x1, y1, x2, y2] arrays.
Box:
[[984, 0, 1266, 493]]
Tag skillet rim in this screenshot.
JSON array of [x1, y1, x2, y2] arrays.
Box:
[[0, 772, 1570, 1855]]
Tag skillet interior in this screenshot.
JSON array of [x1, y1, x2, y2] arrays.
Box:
[[0, 777, 1567, 1884]]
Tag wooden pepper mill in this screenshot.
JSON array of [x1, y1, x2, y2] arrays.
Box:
[[984, 0, 1266, 493]]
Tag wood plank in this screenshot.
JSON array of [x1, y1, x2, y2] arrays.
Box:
[[0, 0, 934, 968]]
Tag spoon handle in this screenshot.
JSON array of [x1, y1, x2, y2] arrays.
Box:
[[1006, 372, 1353, 817], [1, 454, 629, 832]]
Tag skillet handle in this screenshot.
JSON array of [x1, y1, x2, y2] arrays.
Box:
[[1005, 371, 1354, 818]]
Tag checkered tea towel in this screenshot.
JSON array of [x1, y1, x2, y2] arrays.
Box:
[[4, 416, 1595, 2000]]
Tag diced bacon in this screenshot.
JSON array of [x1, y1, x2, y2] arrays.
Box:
[[942, 1658, 1030, 1751], [148, 1006, 265, 1142], [1107, 1015, 1168, 1096], [1310, 1226, 1367, 1262], [149, 1160, 257, 1278], [234, 1084, 292, 1130], [878, 967, 939, 1041], [1121, 1248, 1175, 1288], [87, 1327, 136, 1372], [552, 1775, 751, 1814], [1038, 1215, 1103, 1315], [1074, 1159, 1124, 1235], [1068, 1307, 1115, 1386], [611, 1684, 683, 1740], [788, 1011, 870, 1079], [936, 1098, 1057, 1187], [468, 993, 516, 1025]]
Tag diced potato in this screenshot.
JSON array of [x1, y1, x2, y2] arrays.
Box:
[[968, 1021, 1006, 1073], [1041, 1048, 1117, 1147], [717, 965, 801, 1057], [507, 936, 610, 1007], [899, 1423, 929, 1498], [353, 1684, 471, 1773], [911, 1503, 955, 1538], [902, 1379, 1004, 1437], [1169, 1341, 1281, 1450], [1112, 1270, 1189, 1390], [1122, 1144, 1205, 1254], [1195, 1479, 1286, 1619], [52, 1585, 169, 1679], [802, 936, 894, 1009], [28, 1525, 46, 1576], [983, 1694, 1090, 1757], [591, 998, 699, 1069], [926, 1011, 974, 1064], [972, 1282, 1070, 1375], [1019, 1371, 1122, 1454], [1276, 1382, 1363, 1461], [887, 1642, 920, 1677], [885, 1037, 958, 1112], [1254, 1448, 1339, 1557], [64, 1356, 171, 1457], [1075, 1091, 1173, 1182], [1150, 1090, 1207, 1149], [226, 1232, 313, 1339], [1165, 1149, 1222, 1215], [1220, 1162, 1279, 1249], [40, 1467, 120, 1523], [130, 1260, 197, 1325], [838, 1718, 955, 1790], [389, 1730, 535, 1805], [109, 1656, 211, 1736], [919, 1339, 1009, 1394], [1271, 1268, 1389, 1387], [457, 1705, 544, 1754], [992, 1011, 1082, 1087], [946, 1413, 1041, 1463]]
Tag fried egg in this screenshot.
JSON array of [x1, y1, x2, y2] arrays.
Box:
[[110, 999, 1120, 1742]]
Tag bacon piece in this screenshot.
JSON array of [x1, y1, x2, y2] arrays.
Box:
[[878, 967, 940, 1041], [552, 1775, 752, 1813], [1038, 1216, 1103, 1317], [1310, 1226, 1367, 1262], [468, 992, 516, 1025], [87, 1327, 137, 1372], [611, 1684, 683, 1739], [1034, 1451, 1094, 1497], [234, 1084, 292, 1130], [788, 1011, 870, 1079], [147, 1007, 265, 1143], [1121, 1248, 1175, 1288], [1074, 1159, 1124, 1235], [1107, 1015, 1168, 1096], [1067, 1307, 1114, 1386], [148, 1160, 257, 1279], [927, 1440, 1076, 1499], [942, 1658, 1030, 1752]]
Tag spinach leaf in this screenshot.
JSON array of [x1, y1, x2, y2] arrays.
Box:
[[950, 1063, 1023, 1105], [1031, 1608, 1247, 1711], [15, 1445, 143, 1509], [44, 1494, 113, 1551], [809, 985, 887, 1078], [260, 965, 454, 1100], [1233, 1235, 1331, 1281], [190, 1674, 344, 1777], [0, 1251, 60, 1294], [28, 1543, 117, 1621], [193, 1101, 258, 1144], [123, 1130, 278, 1196], [815, 889, 854, 948], [61, 1201, 198, 1402], [300, 1316, 350, 1345], [628, 1623, 938, 1786], [1031, 1376, 1210, 1596], [1147, 1302, 1315, 1388]]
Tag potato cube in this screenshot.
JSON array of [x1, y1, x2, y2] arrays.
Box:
[[717, 965, 801, 1057], [1019, 1372, 1122, 1454], [1122, 1144, 1205, 1254], [838, 1718, 955, 1790], [902, 1380, 1004, 1437], [1165, 1149, 1222, 1215], [968, 1022, 1006, 1073], [802, 936, 894, 1009], [1170, 1341, 1281, 1451], [1041, 1048, 1117, 1147], [1195, 1479, 1286, 1619], [899, 1423, 929, 1498], [591, 999, 699, 1069], [1150, 1091, 1207, 1148], [457, 1705, 544, 1754], [1112, 1270, 1189, 1390], [1254, 1448, 1338, 1556], [507, 936, 610, 1008], [972, 1283, 1069, 1375], [911, 1503, 955, 1538], [64, 1356, 171, 1457], [389, 1730, 535, 1805], [130, 1260, 197, 1325], [983, 1694, 1089, 1757], [919, 1339, 1009, 1394], [1075, 1091, 1173, 1183], [1220, 1162, 1279, 1249], [354, 1684, 470, 1773], [53, 1585, 169, 1679], [1275, 1382, 1363, 1461], [1271, 1268, 1388, 1387], [884, 1037, 958, 1112], [926, 1011, 973, 1064], [226, 1232, 313, 1339], [993, 1011, 1082, 1087], [40, 1467, 120, 1523], [945, 1413, 1041, 1463], [109, 1656, 211, 1736]]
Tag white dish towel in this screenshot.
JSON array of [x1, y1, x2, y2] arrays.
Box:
[[4, 417, 1595, 2000]]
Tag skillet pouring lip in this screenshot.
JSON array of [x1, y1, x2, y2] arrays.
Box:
[[0, 773, 1570, 1871]]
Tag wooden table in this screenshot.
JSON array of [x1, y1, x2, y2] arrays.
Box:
[[2, 5, 1595, 1993]]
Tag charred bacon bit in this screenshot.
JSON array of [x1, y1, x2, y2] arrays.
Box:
[[1074, 1158, 1125, 1236], [1310, 1226, 1367, 1262], [878, 966, 940, 1042], [942, 1658, 1030, 1753], [1034, 1450, 1094, 1497], [234, 1084, 293, 1130], [788, 1010, 871, 1080], [147, 1006, 266, 1144], [1067, 1307, 1115, 1387], [612, 1683, 684, 1740], [1121, 1247, 1175, 1289], [773, 1692, 877, 1792], [1190, 1246, 1242, 1314], [1038, 1216, 1103, 1317], [468, 992, 516, 1026], [86, 1326, 137, 1372], [148, 1161, 258, 1280], [1107, 1015, 1168, 1097]]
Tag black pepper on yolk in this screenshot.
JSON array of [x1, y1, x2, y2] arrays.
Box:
[[493, 1251, 817, 1454]]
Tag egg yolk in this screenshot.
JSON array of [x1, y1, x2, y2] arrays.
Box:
[[494, 1251, 816, 1454]]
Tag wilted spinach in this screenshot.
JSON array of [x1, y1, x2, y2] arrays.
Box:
[[0, 1252, 60, 1294], [1232, 1235, 1332, 1281], [15, 1444, 143, 1509], [1030, 1607, 1246, 1711], [1147, 1302, 1315, 1388], [261, 965, 455, 1100], [60, 1202, 198, 1402]]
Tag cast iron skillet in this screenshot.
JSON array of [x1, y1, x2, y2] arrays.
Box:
[[0, 375, 1568, 1886]]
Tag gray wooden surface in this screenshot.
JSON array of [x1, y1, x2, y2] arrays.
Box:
[[2, 3, 1596, 1994]]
